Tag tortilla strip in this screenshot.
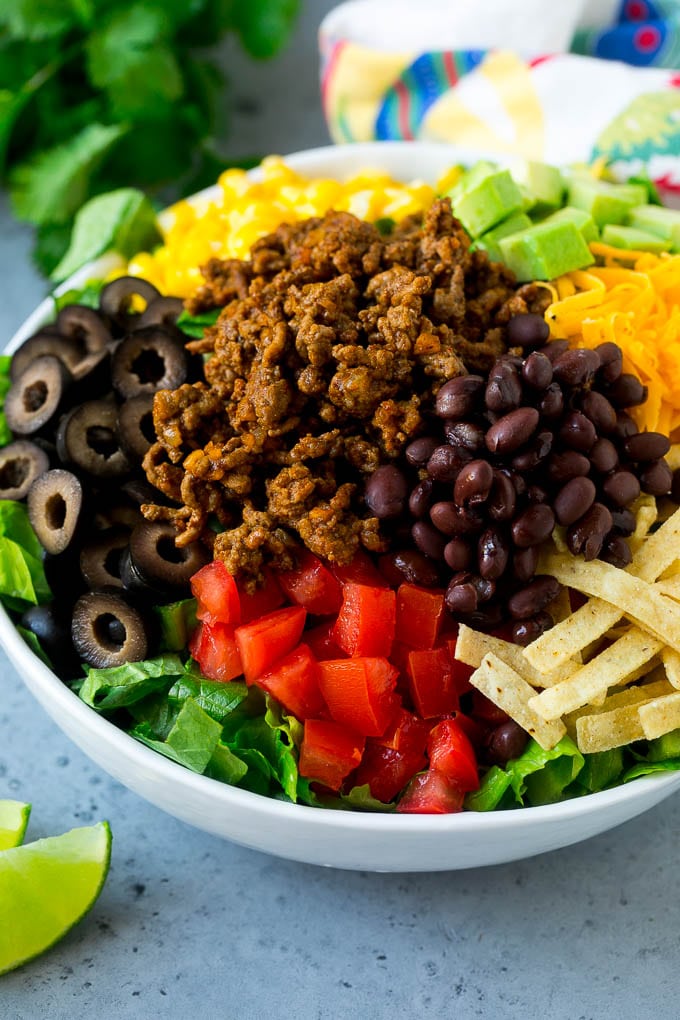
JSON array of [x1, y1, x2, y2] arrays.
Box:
[[638, 692, 680, 739], [455, 625, 577, 688], [576, 704, 647, 753], [469, 653, 565, 750]]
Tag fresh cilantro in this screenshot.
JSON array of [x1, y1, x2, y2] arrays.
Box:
[[177, 308, 221, 339]]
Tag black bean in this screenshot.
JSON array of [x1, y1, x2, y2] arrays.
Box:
[[466, 603, 505, 631], [472, 576, 496, 603], [566, 502, 613, 560], [580, 390, 617, 433], [435, 375, 485, 418], [444, 537, 473, 571], [478, 526, 510, 580], [503, 468, 527, 498], [537, 382, 564, 419], [606, 373, 648, 409], [405, 436, 438, 467], [485, 406, 539, 455], [521, 351, 553, 390], [391, 549, 440, 588], [427, 445, 466, 482], [595, 341, 623, 383], [409, 478, 434, 518], [511, 504, 556, 548], [527, 484, 549, 505], [554, 476, 597, 527], [511, 430, 553, 472], [507, 313, 549, 349], [623, 431, 671, 462], [640, 458, 672, 497], [512, 545, 539, 582], [610, 508, 636, 536], [511, 612, 553, 647], [445, 574, 478, 614], [553, 348, 600, 387], [485, 362, 522, 412], [411, 520, 447, 561], [590, 438, 619, 474], [444, 421, 486, 454], [602, 534, 632, 569], [430, 501, 483, 536], [508, 576, 561, 620], [365, 465, 409, 519], [539, 340, 570, 363], [558, 411, 597, 453], [602, 470, 641, 508], [487, 470, 517, 521], [485, 720, 529, 764], [453, 459, 493, 506], [613, 411, 638, 441], [547, 450, 591, 483]]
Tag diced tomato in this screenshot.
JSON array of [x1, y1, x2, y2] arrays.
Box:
[[299, 719, 365, 791], [470, 690, 510, 726], [317, 657, 400, 737], [377, 708, 430, 756], [427, 718, 479, 792], [446, 639, 476, 695], [191, 560, 241, 626], [396, 769, 465, 814], [332, 583, 396, 657], [331, 550, 388, 588], [351, 743, 426, 803], [449, 710, 488, 753], [235, 606, 306, 684], [395, 584, 445, 650], [305, 620, 346, 661], [189, 621, 243, 682], [277, 550, 343, 616], [256, 643, 326, 721], [406, 645, 459, 719], [237, 569, 285, 624]]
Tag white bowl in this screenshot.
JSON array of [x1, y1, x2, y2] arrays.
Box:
[[4, 141, 680, 872]]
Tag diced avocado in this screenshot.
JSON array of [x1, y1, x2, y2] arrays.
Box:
[[601, 223, 668, 253], [567, 177, 648, 228], [453, 170, 524, 237], [521, 161, 565, 216], [544, 206, 599, 244], [445, 160, 498, 202], [474, 212, 532, 262], [626, 204, 680, 252], [498, 219, 594, 282]]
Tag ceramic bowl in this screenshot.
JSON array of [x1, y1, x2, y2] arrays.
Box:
[[4, 141, 680, 871]]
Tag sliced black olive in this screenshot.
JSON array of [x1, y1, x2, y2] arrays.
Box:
[[56, 304, 112, 354], [99, 276, 160, 331], [127, 520, 209, 593], [110, 326, 188, 399], [121, 477, 168, 507], [0, 440, 49, 500], [91, 494, 143, 532], [4, 356, 72, 436], [79, 527, 129, 589], [27, 468, 84, 555], [56, 399, 131, 478], [138, 296, 185, 329], [20, 603, 80, 678], [71, 590, 148, 667], [43, 548, 87, 604], [117, 394, 156, 459], [10, 330, 82, 382]]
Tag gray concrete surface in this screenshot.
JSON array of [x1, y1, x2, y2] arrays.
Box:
[[2, 5, 680, 1017]]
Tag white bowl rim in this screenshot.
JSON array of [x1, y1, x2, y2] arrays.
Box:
[[4, 139, 680, 841]]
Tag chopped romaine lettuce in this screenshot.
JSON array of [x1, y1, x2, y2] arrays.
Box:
[[132, 697, 222, 774], [466, 737, 584, 811], [78, 653, 184, 711], [176, 307, 220, 338]]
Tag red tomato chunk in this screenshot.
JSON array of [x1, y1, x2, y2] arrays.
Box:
[[238, 569, 285, 623], [277, 550, 343, 615], [330, 550, 388, 588], [235, 606, 306, 684], [318, 657, 400, 737], [256, 644, 327, 721], [427, 718, 479, 793], [395, 584, 444, 650], [304, 620, 346, 661], [377, 708, 430, 756], [352, 743, 427, 803], [406, 646, 459, 719], [332, 583, 396, 657], [396, 770, 465, 814], [191, 561, 240, 626], [189, 621, 243, 682], [299, 719, 365, 791]]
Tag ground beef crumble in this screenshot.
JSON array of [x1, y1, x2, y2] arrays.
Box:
[[143, 198, 550, 586]]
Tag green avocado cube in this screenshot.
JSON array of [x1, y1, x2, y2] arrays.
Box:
[[544, 206, 599, 244], [474, 212, 532, 262], [453, 169, 524, 237], [522, 161, 565, 216], [445, 160, 498, 203], [498, 219, 594, 281], [567, 177, 648, 228], [626, 204, 680, 252], [601, 223, 668, 253]]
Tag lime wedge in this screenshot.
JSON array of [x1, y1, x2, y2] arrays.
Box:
[[0, 820, 111, 975], [0, 800, 31, 851]]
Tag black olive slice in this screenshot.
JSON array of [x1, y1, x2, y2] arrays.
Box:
[[4, 356, 72, 436], [20, 603, 80, 678], [79, 527, 129, 589], [56, 304, 112, 354], [56, 399, 131, 478], [91, 495, 143, 532], [128, 520, 209, 592], [43, 548, 86, 604], [71, 590, 148, 667], [117, 394, 155, 459], [110, 326, 188, 399], [10, 331, 82, 382], [99, 276, 160, 331], [121, 477, 167, 507], [27, 468, 83, 555], [0, 440, 49, 500], [137, 296, 185, 329]]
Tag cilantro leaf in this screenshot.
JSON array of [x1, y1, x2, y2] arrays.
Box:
[[232, 0, 301, 59], [0, 0, 90, 41], [176, 307, 220, 339]]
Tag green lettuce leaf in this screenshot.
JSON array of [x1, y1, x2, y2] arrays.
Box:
[[169, 671, 248, 723], [569, 748, 624, 794], [153, 598, 197, 652], [176, 307, 220, 338], [204, 741, 249, 785], [623, 758, 680, 782], [17, 624, 53, 667], [78, 653, 184, 711], [54, 278, 104, 312], [643, 729, 680, 762], [466, 737, 585, 811], [132, 697, 222, 774]]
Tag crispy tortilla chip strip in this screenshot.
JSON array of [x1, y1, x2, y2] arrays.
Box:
[[454, 625, 576, 688], [529, 628, 663, 720], [469, 654, 565, 749], [666, 444, 680, 472], [661, 648, 680, 690], [565, 675, 673, 724], [655, 576, 680, 601], [576, 704, 647, 753], [638, 692, 680, 739]]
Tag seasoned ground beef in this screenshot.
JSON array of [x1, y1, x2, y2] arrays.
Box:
[[143, 199, 549, 585]]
